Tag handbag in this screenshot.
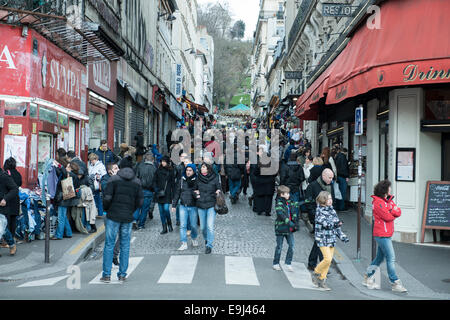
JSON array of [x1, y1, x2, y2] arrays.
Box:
[[215, 191, 228, 215], [157, 180, 168, 198], [61, 175, 76, 200], [333, 181, 343, 200]]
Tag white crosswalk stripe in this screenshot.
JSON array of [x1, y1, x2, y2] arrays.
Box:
[[280, 262, 321, 290], [16, 255, 322, 290], [157, 255, 199, 284], [89, 256, 144, 285], [225, 256, 260, 286]]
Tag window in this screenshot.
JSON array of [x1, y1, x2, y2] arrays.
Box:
[[4, 101, 27, 116], [39, 107, 57, 123], [58, 112, 68, 127], [30, 103, 38, 118]]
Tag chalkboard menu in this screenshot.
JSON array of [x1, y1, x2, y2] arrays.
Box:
[[421, 181, 450, 242]]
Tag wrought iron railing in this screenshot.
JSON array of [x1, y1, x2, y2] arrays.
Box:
[[0, 0, 81, 17]]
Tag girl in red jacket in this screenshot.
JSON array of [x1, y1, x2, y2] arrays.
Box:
[[362, 180, 407, 293]]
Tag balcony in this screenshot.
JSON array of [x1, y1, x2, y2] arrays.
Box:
[[0, 0, 124, 64]]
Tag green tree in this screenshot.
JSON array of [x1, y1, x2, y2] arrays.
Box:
[[230, 20, 246, 40]]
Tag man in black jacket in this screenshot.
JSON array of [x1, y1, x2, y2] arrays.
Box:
[[225, 151, 244, 204], [305, 168, 335, 271], [335, 147, 350, 211], [0, 170, 18, 256], [280, 153, 305, 217], [100, 158, 143, 283], [133, 153, 156, 230]]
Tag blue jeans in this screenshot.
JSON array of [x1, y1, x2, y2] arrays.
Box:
[[290, 191, 300, 217], [133, 190, 153, 228], [229, 179, 241, 198], [102, 218, 132, 278], [198, 207, 216, 248], [54, 206, 72, 239], [179, 205, 198, 243], [273, 234, 294, 265], [94, 190, 104, 216], [158, 203, 171, 225], [2, 223, 15, 246], [366, 237, 399, 283], [176, 203, 180, 224], [336, 177, 347, 210]]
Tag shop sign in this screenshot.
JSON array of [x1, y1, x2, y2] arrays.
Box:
[[322, 3, 355, 17], [88, 60, 117, 102], [170, 96, 182, 119], [174, 64, 183, 99], [355, 106, 363, 136], [285, 71, 302, 80], [8, 124, 22, 135]]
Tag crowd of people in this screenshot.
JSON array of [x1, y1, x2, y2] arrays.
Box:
[[0, 126, 407, 292]]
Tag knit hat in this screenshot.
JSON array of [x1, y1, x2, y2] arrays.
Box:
[[119, 155, 133, 169], [185, 163, 197, 176]]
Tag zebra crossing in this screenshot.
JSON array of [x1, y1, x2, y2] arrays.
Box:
[[16, 255, 322, 290]]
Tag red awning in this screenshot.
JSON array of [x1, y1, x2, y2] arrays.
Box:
[[296, 0, 450, 118]]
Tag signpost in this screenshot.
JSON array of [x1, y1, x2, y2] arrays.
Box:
[[355, 105, 363, 260]]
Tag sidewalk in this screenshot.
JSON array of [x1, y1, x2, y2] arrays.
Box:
[[0, 218, 105, 281], [319, 207, 450, 300]]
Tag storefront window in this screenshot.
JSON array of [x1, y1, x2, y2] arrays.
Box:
[[39, 107, 57, 123], [4, 101, 27, 116], [30, 103, 38, 118], [58, 112, 68, 127], [89, 111, 107, 150], [38, 132, 53, 173]]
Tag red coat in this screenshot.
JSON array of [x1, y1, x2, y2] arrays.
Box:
[[371, 195, 401, 237]]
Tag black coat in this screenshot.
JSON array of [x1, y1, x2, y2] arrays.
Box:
[[305, 177, 336, 213], [308, 165, 324, 184], [54, 167, 81, 207], [335, 152, 350, 178], [250, 164, 276, 196], [196, 172, 221, 209], [225, 162, 244, 181], [172, 175, 198, 207], [153, 166, 175, 204], [103, 168, 143, 223], [4, 169, 22, 216], [0, 171, 18, 217], [280, 161, 305, 193], [135, 161, 157, 191]]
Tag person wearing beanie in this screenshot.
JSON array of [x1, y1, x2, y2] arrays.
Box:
[[171, 163, 199, 250]]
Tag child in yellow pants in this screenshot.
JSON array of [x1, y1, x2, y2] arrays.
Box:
[[311, 191, 349, 290]]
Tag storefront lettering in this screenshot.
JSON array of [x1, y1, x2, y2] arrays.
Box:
[[335, 85, 347, 100], [403, 64, 450, 82], [311, 92, 320, 102], [49, 59, 81, 99], [0, 45, 17, 69], [92, 61, 111, 92]]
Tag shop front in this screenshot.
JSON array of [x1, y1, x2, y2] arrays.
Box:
[[87, 60, 117, 152], [0, 25, 88, 188], [295, 0, 450, 243]]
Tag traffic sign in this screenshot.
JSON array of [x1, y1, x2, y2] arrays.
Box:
[[355, 105, 363, 136]]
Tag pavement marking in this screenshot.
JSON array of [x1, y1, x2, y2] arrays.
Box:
[[89, 256, 144, 285], [225, 256, 260, 286], [70, 224, 105, 255], [131, 237, 136, 244], [158, 255, 199, 284], [280, 262, 321, 291], [17, 275, 69, 288]]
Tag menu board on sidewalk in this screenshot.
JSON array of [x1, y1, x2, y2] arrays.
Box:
[[421, 181, 450, 242]]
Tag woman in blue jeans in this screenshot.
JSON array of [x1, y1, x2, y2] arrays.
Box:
[[196, 163, 221, 254], [171, 164, 199, 250], [363, 180, 407, 293], [51, 159, 80, 240]]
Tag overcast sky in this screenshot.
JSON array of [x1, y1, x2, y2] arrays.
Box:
[[196, 0, 260, 40]]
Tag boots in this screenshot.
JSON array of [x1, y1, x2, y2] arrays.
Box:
[[167, 216, 173, 232], [89, 224, 97, 234], [160, 224, 168, 234]]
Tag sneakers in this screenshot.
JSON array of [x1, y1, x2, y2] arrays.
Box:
[[191, 239, 198, 247], [205, 247, 212, 254], [318, 278, 331, 291], [100, 276, 111, 283], [284, 264, 293, 272], [391, 280, 407, 293], [9, 244, 17, 256], [132, 222, 138, 230], [118, 276, 126, 283], [362, 274, 380, 289], [272, 264, 281, 271], [311, 272, 321, 287], [177, 242, 188, 251]]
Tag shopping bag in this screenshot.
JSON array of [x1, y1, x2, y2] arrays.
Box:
[[215, 191, 228, 215], [61, 176, 76, 200], [333, 181, 343, 200]]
